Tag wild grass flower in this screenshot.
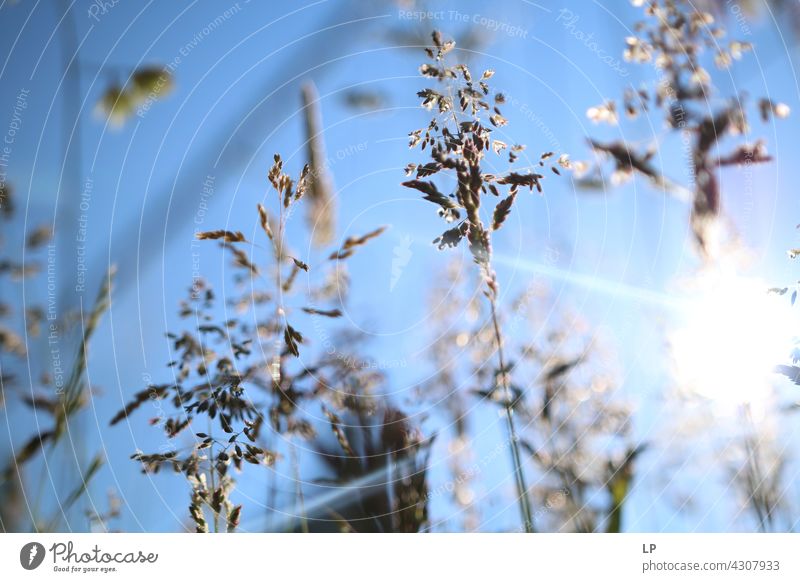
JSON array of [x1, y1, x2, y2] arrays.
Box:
[[402, 30, 573, 532]]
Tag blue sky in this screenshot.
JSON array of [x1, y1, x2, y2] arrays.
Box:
[[1, 0, 800, 532]]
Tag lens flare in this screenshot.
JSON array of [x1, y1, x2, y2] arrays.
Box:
[[669, 269, 797, 412]]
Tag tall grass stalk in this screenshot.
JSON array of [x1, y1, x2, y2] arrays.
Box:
[[401, 31, 573, 531]]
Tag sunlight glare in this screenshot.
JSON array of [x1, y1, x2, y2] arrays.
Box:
[[670, 269, 797, 411]]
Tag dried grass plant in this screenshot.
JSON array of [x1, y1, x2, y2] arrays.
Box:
[[112, 152, 431, 532], [401, 30, 574, 531]]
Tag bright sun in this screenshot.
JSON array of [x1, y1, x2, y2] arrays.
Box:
[[669, 268, 797, 411]]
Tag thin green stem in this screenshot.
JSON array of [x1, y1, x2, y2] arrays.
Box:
[[433, 46, 534, 532], [489, 297, 534, 532], [208, 418, 219, 533], [290, 441, 309, 533]]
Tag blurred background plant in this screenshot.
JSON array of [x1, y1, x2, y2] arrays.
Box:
[[421, 260, 639, 532], [0, 181, 115, 531], [579, 0, 789, 258]]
